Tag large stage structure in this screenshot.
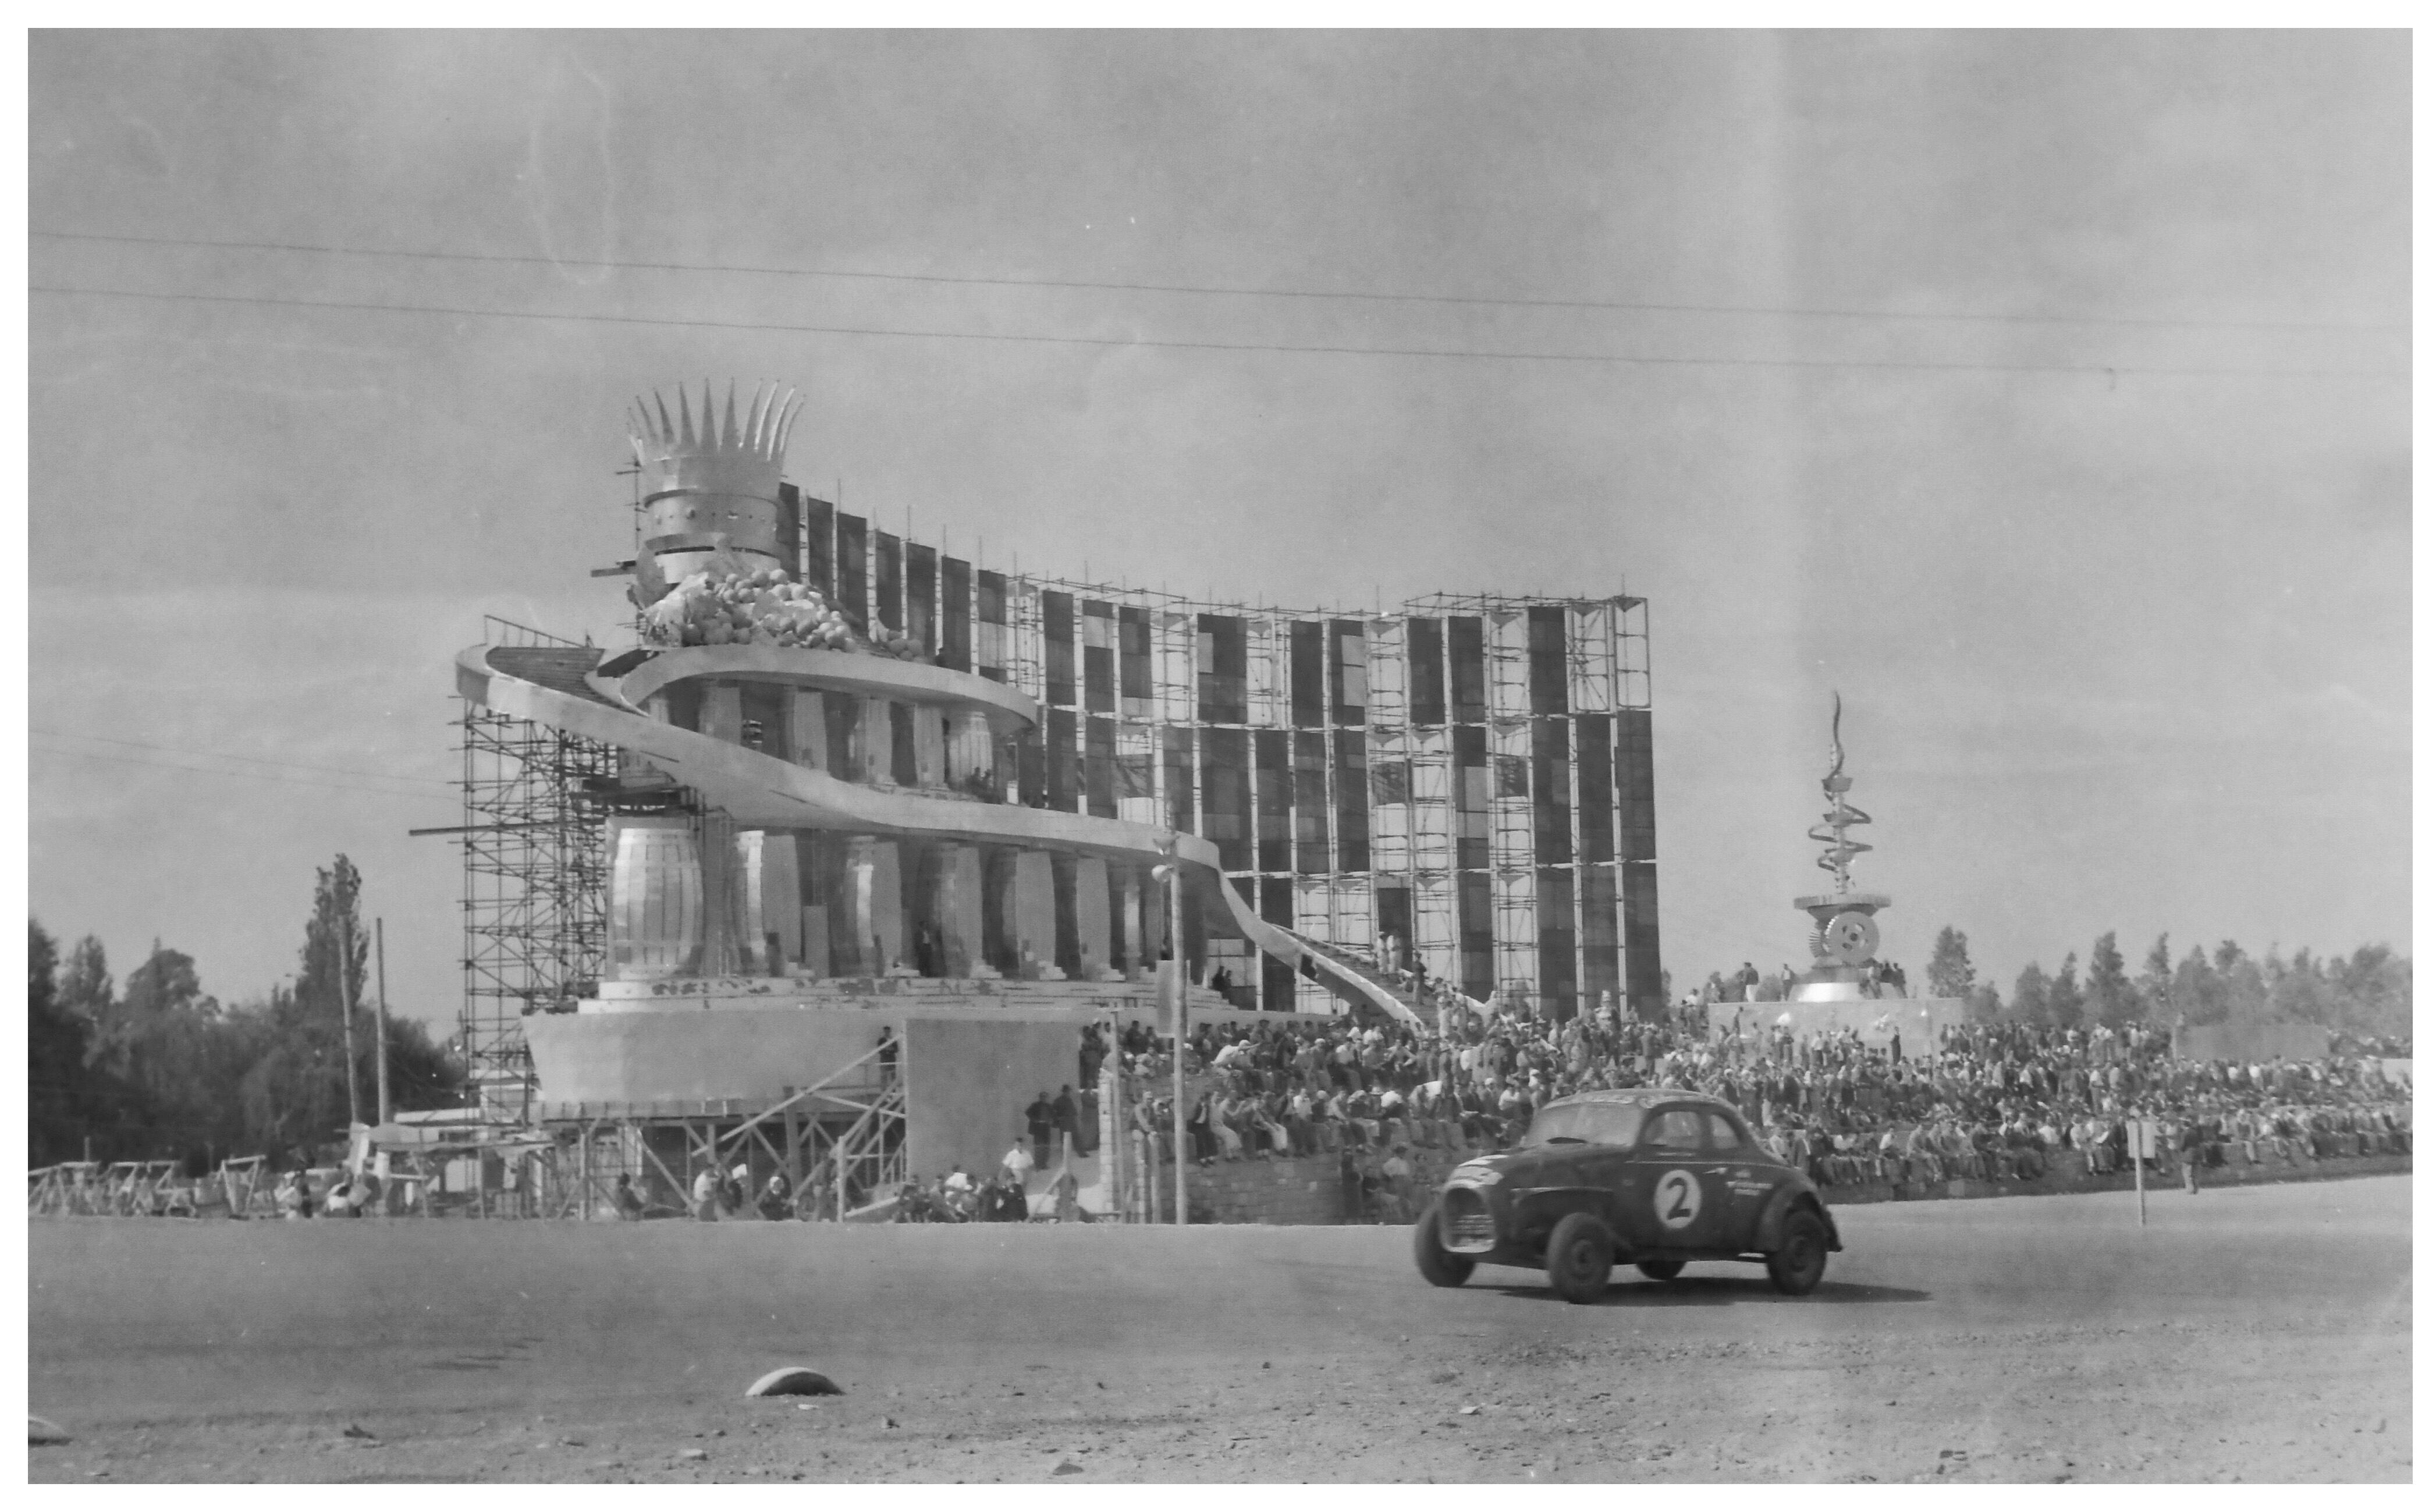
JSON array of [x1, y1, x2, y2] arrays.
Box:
[[428, 381, 1669, 1220]]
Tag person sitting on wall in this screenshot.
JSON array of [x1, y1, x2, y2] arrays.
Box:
[[758, 1174, 794, 1221], [616, 1172, 645, 1220], [942, 1166, 976, 1221], [976, 1173, 1013, 1222]]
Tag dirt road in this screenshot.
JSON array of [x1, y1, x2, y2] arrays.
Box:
[[28, 1173, 2409, 1482]]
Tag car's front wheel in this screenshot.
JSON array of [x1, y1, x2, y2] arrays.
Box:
[[1766, 1208, 1830, 1296], [1635, 1259, 1685, 1281], [1544, 1212, 1615, 1304], [1412, 1202, 1475, 1288]]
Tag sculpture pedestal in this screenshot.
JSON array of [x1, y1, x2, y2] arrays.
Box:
[[1711, 995, 1970, 1048]]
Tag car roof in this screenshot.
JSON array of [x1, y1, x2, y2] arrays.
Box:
[[1551, 1088, 1733, 1112]]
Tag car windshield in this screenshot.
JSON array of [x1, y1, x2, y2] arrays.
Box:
[[1518, 1101, 1646, 1149]]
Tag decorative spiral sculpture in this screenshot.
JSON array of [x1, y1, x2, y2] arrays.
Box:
[[1805, 692, 1872, 891]]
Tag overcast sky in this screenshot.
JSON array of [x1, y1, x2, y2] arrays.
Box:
[[27, 30, 2409, 1027]]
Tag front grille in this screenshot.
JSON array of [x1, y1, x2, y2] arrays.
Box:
[[1440, 1187, 1497, 1252]]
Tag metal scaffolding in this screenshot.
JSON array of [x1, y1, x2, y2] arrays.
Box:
[[456, 616, 619, 1125]]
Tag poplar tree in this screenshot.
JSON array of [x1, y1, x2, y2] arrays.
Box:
[[1925, 925, 1976, 999], [2086, 932, 2136, 1027]]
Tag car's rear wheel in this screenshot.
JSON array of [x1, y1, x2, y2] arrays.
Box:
[[1766, 1209, 1829, 1296], [1635, 1259, 1685, 1281], [1412, 1202, 1475, 1288], [1544, 1212, 1615, 1304]]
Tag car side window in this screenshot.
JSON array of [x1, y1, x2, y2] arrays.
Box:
[[1703, 1112, 1747, 1155], [1642, 1109, 1703, 1155]]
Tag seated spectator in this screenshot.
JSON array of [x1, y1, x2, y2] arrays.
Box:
[[757, 1174, 794, 1221]]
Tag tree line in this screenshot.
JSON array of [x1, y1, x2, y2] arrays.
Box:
[[29, 854, 464, 1170], [1920, 924, 2410, 1039]]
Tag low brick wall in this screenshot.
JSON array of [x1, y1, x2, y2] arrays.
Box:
[[1822, 1150, 2410, 1207], [1174, 1142, 2409, 1224], [1181, 1140, 1482, 1224], [1187, 1155, 1347, 1225]]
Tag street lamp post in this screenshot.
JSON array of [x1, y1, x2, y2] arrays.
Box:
[[1154, 837, 1188, 1227]]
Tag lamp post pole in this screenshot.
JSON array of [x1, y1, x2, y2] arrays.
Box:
[[1157, 839, 1188, 1228]]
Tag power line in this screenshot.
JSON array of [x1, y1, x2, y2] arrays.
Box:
[[32, 227, 2398, 335], [30, 727, 454, 787], [30, 740, 454, 803], [29, 283, 2402, 381]]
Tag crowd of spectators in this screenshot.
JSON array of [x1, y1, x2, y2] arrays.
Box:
[[1103, 995, 2411, 1213]]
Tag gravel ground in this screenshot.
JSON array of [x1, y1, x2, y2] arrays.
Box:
[[27, 1173, 2409, 1483]]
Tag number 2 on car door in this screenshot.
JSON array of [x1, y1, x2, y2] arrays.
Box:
[[1655, 1168, 1702, 1230]]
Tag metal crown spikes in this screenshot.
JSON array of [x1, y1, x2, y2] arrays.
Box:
[[628, 380, 803, 467]]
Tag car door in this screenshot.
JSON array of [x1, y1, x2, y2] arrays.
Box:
[[1703, 1110, 1775, 1248], [1631, 1106, 1728, 1252]]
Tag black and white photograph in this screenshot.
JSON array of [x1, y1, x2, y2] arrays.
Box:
[[21, 24, 2413, 1486]]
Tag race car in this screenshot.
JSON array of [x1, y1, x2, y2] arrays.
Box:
[[1414, 1088, 1841, 1303]]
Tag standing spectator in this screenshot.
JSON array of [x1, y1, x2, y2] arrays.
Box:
[[690, 1164, 720, 1222], [1051, 1084, 1080, 1159], [1002, 1135, 1036, 1188], [1025, 1091, 1056, 1167]]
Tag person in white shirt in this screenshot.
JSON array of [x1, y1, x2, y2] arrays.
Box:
[[1001, 1139, 1035, 1186]]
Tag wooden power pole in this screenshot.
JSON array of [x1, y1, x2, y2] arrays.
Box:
[[375, 918, 393, 1127], [340, 927, 363, 1131]]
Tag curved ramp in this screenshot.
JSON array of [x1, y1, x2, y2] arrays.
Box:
[[463, 643, 1422, 1023]]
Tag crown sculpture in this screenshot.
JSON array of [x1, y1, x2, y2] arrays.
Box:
[[622, 381, 921, 659], [1791, 693, 1890, 1002], [627, 381, 802, 598]]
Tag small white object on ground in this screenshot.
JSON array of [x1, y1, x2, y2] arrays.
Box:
[[745, 1367, 841, 1398]]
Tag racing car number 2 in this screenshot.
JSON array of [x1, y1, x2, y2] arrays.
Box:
[[1654, 1169, 1702, 1230]]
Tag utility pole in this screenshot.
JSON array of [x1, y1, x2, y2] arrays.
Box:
[[340, 924, 363, 1131], [2133, 1116, 2149, 1227], [1100, 1008, 1125, 1222], [375, 918, 393, 1127]]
